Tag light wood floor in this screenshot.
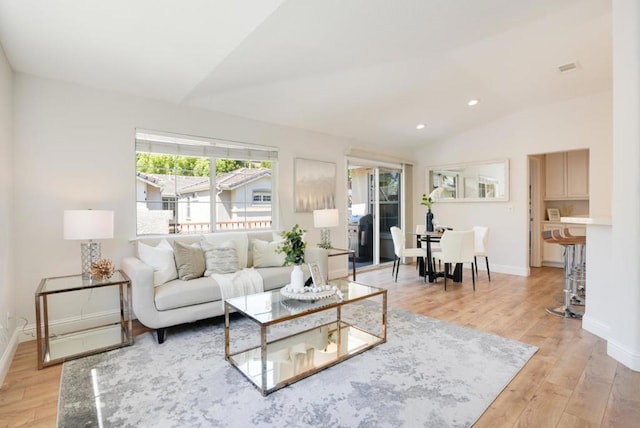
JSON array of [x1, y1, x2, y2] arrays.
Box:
[[1, 266, 639, 427]]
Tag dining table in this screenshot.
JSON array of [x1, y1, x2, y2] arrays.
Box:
[[416, 231, 463, 283]]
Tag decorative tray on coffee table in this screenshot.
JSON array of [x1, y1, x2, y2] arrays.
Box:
[[280, 284, 339, 301]]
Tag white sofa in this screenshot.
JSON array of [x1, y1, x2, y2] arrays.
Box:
[[121, 230, 328, 343]]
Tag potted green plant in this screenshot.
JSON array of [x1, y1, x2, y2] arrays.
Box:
[[277, 224, 306, 290]]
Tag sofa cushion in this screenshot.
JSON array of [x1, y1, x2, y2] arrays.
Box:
[[252, 239, 286, 268], [137, 239, 178, 287], [155, 276, 221, 310], [201, 239, 240, 275], [173, 241, 205, 280]]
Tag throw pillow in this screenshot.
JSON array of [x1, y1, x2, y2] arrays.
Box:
[[137, 239, 178, 287], [252, 239, 286, 268], [201, 239, 240, 275], [173, 241, 205, 280]]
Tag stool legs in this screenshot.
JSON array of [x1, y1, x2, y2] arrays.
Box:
[[546, 243, 584, 319]]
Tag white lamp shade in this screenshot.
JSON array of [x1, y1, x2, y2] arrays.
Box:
[[313, 209, 339, 228], [64, 210, 114, 240]]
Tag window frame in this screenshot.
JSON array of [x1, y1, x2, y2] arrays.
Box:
[[135, 129, 278, 236]]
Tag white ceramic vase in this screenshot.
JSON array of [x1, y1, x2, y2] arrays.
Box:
[[290, 264, 305, 291]]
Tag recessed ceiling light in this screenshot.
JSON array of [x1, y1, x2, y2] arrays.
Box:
[[467, 99, 479, 106], [416, 124, 425, 130]]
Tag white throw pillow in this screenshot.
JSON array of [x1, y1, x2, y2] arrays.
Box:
[[137, 239, 178, 287], [252, 239, 286, 268]]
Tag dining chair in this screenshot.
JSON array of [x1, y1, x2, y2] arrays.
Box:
[[472, 226, 491, 281], [390, 226, 427, 282], [432, 230, 476, 291]]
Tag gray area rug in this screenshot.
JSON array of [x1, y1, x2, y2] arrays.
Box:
[[58, 307, 537, 427]]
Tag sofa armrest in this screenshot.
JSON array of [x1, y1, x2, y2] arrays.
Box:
[[304, 247, 329, 282], [121, 256, 163, 328]]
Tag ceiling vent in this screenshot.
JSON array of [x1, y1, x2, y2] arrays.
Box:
[[558, 62, 578, 73]]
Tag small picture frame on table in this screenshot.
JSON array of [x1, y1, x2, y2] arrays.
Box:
[[308, 262, 325, 286], [547, 208, 561, 222]]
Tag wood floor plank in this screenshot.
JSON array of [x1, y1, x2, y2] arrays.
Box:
[[514, 381, 572, 427], [1, 265, 638, 427]]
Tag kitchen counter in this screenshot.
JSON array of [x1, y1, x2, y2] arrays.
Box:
[[560, 216, 612, 226]]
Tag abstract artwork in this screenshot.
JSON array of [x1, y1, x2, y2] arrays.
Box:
[[294, 158, 336, 212]]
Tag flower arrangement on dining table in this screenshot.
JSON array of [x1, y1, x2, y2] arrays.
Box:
[[421, 187, 444, 210]]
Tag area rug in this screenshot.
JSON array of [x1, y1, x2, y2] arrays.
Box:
[[58, 307, 537, 427]]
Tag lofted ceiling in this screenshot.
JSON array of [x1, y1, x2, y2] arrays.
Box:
[[0, 0, 611, 151]]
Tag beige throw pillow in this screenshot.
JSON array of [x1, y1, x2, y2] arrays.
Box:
[[252, 239, 286, 268], [137, 239, 178, 287], [201, 239, 240, 275], [173, 241, 205, 280]]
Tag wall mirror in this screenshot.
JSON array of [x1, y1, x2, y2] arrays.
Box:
[[426, 159, 509, 202]]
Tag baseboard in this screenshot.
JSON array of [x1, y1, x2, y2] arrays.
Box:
[[0, 329, 20, 386], [582, 314, 610, 340], [608, 339, 640, 372], [17, 309, 122, 344], [489, 264, 529, 277], [542, 261, 563, 268]]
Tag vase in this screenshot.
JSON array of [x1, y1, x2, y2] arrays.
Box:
[[290, 264, 305, 291], [426, 209, 434, 232]]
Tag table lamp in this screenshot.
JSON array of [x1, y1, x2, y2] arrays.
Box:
[[313, 208, 339, 249], [64, 210, 114, 279]]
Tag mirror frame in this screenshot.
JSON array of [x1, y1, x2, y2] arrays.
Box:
[[426, 159, 509, 202]]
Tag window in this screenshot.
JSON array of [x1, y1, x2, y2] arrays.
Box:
[[135, 129, 278, 235], [252, 190, 271, 204]]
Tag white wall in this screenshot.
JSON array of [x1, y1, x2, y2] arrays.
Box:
[[0, 44, 15, 383], [413, 91, 612, 276], [608, 0, 640, 370], [11, 74, 413, 338]]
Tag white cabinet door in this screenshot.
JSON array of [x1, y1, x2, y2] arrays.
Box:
[[545, 152, 566, 199], [566, 150, 589, 198]]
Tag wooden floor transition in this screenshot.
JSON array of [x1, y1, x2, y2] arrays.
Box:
[[1, 265, 640, 427]]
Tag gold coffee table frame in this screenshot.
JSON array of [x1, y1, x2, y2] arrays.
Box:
[[224, 280, 387, 395]]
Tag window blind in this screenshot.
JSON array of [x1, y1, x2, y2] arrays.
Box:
[[135, 129, 279, 161]]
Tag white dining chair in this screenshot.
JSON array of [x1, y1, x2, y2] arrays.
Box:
[[432, 230, 476, 291], [473, 226, 491, 281], [390, 226, 427, 282]]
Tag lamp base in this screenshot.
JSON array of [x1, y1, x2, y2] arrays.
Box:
[[81, 242, 101, 279], [318, 228, 332, 249]]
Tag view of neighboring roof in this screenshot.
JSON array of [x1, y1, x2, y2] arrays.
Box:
[[136, 172, 209, 197], [216, 168, 271, 191], [136, 167, 271, 196]]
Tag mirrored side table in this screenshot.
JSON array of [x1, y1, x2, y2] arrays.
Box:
[[35, 270, 133, 369]]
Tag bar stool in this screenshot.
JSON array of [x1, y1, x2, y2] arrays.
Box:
[[542, 230, 585, 319], [563, 228, 586, 305]]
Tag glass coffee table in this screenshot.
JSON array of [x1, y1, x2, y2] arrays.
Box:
[[224, 279, 387, 395]]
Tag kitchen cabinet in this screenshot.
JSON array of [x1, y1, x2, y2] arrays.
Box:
[[541, 222, 586, 266], [544, 150, 589, 200]]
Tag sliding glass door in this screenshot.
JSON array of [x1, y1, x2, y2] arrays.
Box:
[[347, 159, 403, 269]]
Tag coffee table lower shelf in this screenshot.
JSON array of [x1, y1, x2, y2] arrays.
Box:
[[226, 320, 384, 396]]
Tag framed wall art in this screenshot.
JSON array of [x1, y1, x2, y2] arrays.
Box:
[[547, 208, 561, 222], [294, 158, 336, 212]]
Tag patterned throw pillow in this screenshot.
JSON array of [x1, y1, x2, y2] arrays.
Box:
[[201, 239, 240, 275], [172, 241, 205, 280]]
